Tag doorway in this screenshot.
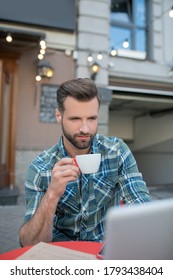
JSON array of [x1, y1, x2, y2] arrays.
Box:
[[0, 58, 18, 189]]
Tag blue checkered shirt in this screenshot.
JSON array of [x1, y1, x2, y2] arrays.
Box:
[[24, 134, 151, 242]]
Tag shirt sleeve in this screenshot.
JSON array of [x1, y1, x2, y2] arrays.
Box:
[[23, 160, 71, 242], [23, 162, 46, 223], [117, 139, 152, 204]]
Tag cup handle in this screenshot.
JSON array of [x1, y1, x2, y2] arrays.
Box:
[[72, 158, 78, 167]]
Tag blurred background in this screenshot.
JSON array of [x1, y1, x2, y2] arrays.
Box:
[[0, 0, 173, 201], [1, 0, 173, 254]]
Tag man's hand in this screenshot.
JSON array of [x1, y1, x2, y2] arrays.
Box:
[[49, 158, 80, 198]]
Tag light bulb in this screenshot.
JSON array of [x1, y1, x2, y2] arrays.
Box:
[[111, 48, 117, 56], [6, 34, 13, 43], [169, 7, 173, 18], [40, 40, 46, 50], [36, 75, 41, 82], [93, 65, 99, 72], [40, 49, 45, 55], [46, 69, 54, 78], [123, 39, 129, 49], [38, 53, 43, 60], [97, 52, 103, 60], [87, 54, 93, 62]]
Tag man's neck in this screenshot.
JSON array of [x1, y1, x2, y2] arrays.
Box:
[[62, 137, 90, 158]]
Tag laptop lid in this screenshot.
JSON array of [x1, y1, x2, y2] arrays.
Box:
[[104, 198, 173, 260]]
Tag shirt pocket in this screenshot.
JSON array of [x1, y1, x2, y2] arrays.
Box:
[[56, 182, 80, 215], [92, 174, 118, 208]]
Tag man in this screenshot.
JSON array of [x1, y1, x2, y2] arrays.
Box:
[[19, 78, 151, 246]]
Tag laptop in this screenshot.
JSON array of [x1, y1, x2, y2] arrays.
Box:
[[103, 198, 173, 260]]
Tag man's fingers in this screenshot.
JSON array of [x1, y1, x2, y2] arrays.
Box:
[[55, 157, 75, 167]]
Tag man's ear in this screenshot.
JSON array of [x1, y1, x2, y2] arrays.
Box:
[[55, 109, 62, 123]]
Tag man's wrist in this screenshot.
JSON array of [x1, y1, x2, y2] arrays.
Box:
[[43, 188, 60, 212]]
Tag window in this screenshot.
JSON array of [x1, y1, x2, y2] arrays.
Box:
[[110, 0, 147, 53]]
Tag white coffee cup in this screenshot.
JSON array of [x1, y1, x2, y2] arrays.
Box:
[[75, 153, 101, 174]]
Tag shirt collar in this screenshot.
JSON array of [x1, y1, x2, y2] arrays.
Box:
[[58, 136, 68, 157], [91, 134, 100, 154]]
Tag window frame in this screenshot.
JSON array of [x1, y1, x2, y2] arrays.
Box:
[[110, 0, 149, 58]]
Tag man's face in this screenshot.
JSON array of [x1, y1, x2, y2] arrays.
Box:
[[57, 96, 99, 155]]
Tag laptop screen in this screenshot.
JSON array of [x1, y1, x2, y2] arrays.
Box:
[[104, 198, 173, 260]]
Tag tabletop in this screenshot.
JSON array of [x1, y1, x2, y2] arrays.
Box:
[[0, 241, 103, 260]]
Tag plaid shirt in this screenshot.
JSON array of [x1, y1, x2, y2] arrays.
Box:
[[24, 134, 151, 242]]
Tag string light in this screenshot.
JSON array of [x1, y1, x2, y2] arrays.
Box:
[[111, 4, 173, 55], [169, 6, 173, 17], [40, 39, 46, 50], [97, 52, 103, 60], [35, 75, 41, 82], [6, 33, 13, 43], [38, 53, 44, 60], [37, 38, 47, 61], [111, 47, 117, 56], [123, 39, 129, 49], [40, 49, 45, 55], [87, 53, 93, 62]]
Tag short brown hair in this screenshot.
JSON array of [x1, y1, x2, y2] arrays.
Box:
[[56, 78, 101, 113]]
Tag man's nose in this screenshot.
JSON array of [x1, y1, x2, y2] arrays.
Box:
[[79, 121, 89, 133]]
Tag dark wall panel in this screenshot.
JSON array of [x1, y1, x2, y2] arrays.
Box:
[[0, 0, 76, 31]]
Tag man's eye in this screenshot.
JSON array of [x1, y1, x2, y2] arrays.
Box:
[[89, 117, 97, 120], [71, 118, 79, 121]]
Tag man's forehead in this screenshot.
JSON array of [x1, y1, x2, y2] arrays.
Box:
[[64, 96, 99, 108]]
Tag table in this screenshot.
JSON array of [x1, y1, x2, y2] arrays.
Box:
[[0, 241, 103, 260]]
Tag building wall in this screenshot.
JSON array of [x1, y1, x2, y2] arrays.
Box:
[[76, 0, 112, 138], [16, 50, 75, 150], [76, 0, 110, 86], [15, 48, 76, 189], [127, 0, 173, 186], [2, 0, 173, 189], [16, 0, 173, 189], [103, 0, 173, 187]]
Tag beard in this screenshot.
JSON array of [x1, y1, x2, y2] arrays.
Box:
[[62, 124, 97, 150]]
